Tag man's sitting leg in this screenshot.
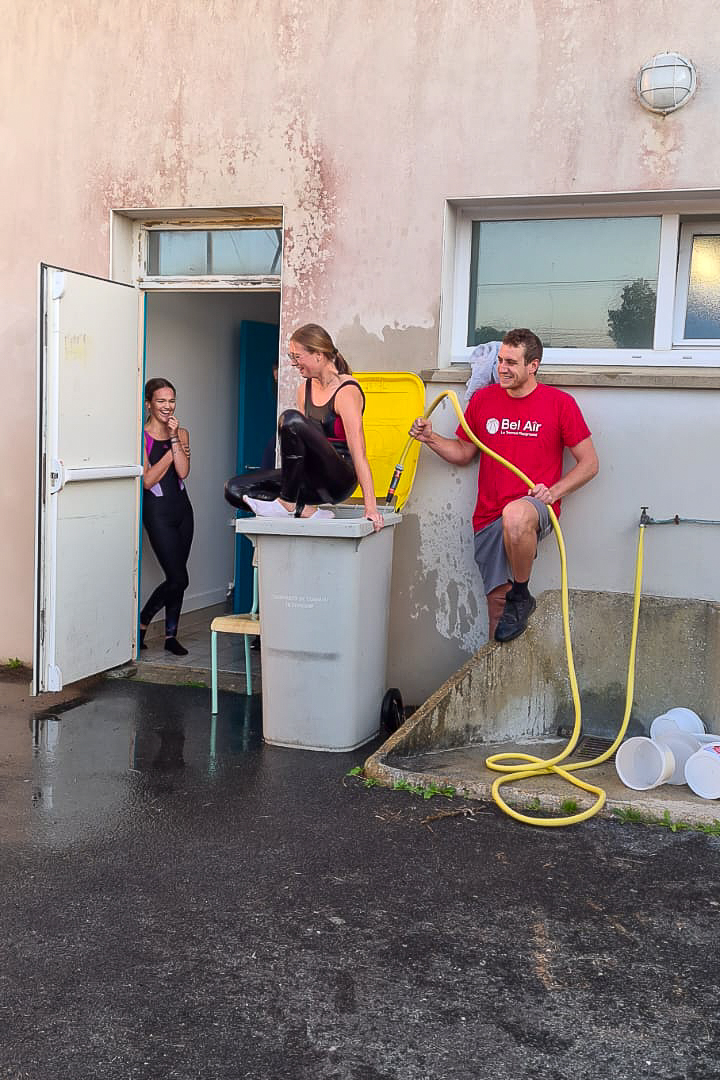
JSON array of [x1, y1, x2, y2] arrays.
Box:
[[494, 498, 541, 642], [486, 582, 511, 640], [494, 579, 537, 642]]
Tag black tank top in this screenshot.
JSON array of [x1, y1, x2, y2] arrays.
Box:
[[304, 379, 365, 455]]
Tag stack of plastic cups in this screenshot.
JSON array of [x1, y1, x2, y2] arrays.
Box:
[[649, 708, 705, 785], [616, 707, 720, 796]]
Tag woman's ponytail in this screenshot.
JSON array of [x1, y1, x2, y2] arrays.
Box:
[[334, 348, 351, 375]]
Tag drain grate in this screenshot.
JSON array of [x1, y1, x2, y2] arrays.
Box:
[[573, 735, 616, 760]]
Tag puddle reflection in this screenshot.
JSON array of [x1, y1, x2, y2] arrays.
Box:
[[26, 686, 263, 843], [32, 715, 63, 755]]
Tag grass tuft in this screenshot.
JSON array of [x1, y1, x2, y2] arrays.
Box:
[[344, 768, 455, 800], [613, 807, 720, 836]]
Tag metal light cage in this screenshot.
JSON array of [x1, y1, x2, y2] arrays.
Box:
[[637, 52, 697, 114]]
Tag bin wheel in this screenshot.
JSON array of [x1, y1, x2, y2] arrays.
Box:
[[381, 688, 404, 733]]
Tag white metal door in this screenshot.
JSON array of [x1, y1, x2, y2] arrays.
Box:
[[34, 265, 143, 693]]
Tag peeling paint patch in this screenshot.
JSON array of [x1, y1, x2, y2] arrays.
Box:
[[412, 503, 486, 651], [276, 114, 340, 406], [336, 317, 438, 373], [281, 127, 337, 311]]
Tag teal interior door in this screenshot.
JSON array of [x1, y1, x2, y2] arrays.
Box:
[[234, 320, 279, 612]]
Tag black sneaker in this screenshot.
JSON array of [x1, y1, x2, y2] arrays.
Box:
[[164, 636, 189, 656], [494, 591, 536, 643]]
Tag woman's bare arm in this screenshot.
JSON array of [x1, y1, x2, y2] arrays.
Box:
[[334, 384, 383, 531], [171, 426, 191, 480]]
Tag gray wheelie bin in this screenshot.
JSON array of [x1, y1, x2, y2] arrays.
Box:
[[235, 508, 401, 751]]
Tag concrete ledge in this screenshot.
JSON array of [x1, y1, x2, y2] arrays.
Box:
[[365, 590, 720, 824], [365, 738, 720, 826], [422, 366, 720, 389]]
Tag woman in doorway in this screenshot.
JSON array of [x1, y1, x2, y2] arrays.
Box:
[[140, 378, 194, 655], [225, 324, 384, 531]]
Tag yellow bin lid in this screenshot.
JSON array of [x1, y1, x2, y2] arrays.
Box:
[[351, 372, 425, 509]]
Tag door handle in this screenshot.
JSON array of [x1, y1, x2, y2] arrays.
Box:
[[49, 460, 143, 494]]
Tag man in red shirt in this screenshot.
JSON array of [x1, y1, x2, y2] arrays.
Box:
[[410, 329, 598, 642]]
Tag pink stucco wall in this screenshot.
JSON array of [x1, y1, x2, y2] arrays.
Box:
[[2, 0, 718, 664]]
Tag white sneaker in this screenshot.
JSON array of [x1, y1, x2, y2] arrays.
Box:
[[243, 496, 291, 518]]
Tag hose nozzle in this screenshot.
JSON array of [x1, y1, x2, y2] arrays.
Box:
[[385, 463, 404, 505]]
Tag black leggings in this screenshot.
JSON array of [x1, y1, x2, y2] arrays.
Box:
[[225, 409, 357, 513], [141, 492, 194, 636]]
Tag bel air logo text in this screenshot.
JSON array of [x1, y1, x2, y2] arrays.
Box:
[[501, 419, 541, 434]]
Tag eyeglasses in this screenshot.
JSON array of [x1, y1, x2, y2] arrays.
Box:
[[287, 351, 304, 362]]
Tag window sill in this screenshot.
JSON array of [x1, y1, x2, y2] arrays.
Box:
[[137, 275, 281, 290], [421, 365, 720, 390]]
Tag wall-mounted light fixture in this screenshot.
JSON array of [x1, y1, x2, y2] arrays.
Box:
[[637, 52, 697, 113]]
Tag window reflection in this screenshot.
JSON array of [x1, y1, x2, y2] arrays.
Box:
[[149, 231, 207, 276], [684, 235, 720, 339], [147, 229, 282, 277], [210, 230, 282, 275], [468, 217, 661, 349]]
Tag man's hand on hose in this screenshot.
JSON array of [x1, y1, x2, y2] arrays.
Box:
[[409, 416, 433, 443], [530, 482, 554, 505]]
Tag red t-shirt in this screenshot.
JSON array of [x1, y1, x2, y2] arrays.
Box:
[[456, 382, 591, 532]]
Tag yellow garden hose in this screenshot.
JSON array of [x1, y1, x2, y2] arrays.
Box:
[[393, 389, 645, 828]]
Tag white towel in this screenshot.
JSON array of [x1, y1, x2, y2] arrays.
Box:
[[464, 341, 501, 404]]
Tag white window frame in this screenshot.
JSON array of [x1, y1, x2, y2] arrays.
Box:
[[440, 191, 720, 368]]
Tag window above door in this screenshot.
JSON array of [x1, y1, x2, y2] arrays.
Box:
[[442, 192, 720, 368], [146, 227, 282, 278], [110, 207, 283, 291]]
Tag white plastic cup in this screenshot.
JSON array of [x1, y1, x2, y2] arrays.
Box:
[[664, 707, 705, 734], [650, 714, 679, 739], [684, 742, 720, 799], [615, 737, 675, 791], [653, 731, 701, 784]]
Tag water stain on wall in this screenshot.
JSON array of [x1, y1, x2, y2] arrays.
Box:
[[336, 317, 439, 374]]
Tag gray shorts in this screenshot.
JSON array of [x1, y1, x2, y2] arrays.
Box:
[[473, 496, 553, 596]]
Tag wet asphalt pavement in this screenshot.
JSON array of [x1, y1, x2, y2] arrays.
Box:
[[2, 678, 720, 1080]]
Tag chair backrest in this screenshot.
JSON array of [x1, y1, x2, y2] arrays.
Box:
[[352, 372, 425, 507]]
